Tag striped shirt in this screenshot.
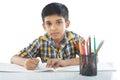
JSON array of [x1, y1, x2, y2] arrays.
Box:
[[18, 30, 82, 62]]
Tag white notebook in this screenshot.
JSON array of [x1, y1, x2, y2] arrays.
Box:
[[0, 63, 79, 72], [0, 62, 116, 72]]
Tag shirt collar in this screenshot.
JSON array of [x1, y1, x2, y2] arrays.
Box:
[[41, 30, 75, 45]]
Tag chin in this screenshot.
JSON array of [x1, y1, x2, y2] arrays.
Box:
[[52, 36, 60, 40]]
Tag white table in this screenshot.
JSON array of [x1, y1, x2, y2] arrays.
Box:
[[0, 71, 118, 80], [0, 62, 119, 80]]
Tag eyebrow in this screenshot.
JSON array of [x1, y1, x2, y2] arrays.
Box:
[[45, 19, 63, 23], [56, 19, 62, 22]]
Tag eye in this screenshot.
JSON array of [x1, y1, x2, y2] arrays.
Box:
[[46, 22, 52, 27], [56, 21, 62, 25]]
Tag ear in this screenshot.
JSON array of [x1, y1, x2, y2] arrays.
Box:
[[42, 23, 46, 31], [65, 20, 70, 28]]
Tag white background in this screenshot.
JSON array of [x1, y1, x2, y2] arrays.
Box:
[[0, 0, 120, 64]]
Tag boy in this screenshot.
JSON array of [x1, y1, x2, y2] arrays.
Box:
[[11, 2, 83, 70]]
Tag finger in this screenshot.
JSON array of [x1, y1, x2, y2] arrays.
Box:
[[51, 59, 60, 68], [30, 58, 39, 65], [53, 62, 59, 68], [46, 59, 52, 68], [27, 59, 37, 66], [53, 60, 61, 68], [25, 59, 38, 70], [51, 60, 56, 67], [33, 58, 39, 64]]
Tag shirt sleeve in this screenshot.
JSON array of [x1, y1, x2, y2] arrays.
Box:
[[17, 39, 40, 58]]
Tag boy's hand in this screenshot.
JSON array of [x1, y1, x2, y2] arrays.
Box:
[[24, 58, 39, 70], [46, 59, 67, 68]]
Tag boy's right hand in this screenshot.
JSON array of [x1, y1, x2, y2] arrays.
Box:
[[24, 58, 39, 70]]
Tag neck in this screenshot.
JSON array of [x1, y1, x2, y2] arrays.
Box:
[[54, 41, 61, 50], [54, 36, 64, 49]]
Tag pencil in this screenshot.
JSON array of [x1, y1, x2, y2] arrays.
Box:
[[89, 36, 91, 55], [86, 37, 89, 55], [96, 40, 104, 55], [28, 52, 33, 60], [94, 36, 96, 54]]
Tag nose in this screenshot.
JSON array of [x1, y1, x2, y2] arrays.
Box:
[[51, 25, 56, 30]]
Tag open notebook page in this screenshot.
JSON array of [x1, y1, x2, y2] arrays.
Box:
[[0, 62, 116, 72]]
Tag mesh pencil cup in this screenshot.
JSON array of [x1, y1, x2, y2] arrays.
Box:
[[80, 53, 97, 76]]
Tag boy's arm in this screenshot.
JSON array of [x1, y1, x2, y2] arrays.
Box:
[[11, 55, 39, 70], [10, 39, 40, 70], [11, 55, 26, 66], [64, 58, 80, 66]]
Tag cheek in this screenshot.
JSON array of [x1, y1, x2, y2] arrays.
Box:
[[45, 29, 51, 35], [44, 27, 49, 32]]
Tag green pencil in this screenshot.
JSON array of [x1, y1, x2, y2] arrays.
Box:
[[96, 40, 104, 55], [94, 36, 96, 54]]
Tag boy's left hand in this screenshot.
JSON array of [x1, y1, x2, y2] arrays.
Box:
[[46, 59, 66, 68]]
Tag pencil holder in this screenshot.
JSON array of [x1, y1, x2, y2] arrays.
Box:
[[80, 53, 97, 76]]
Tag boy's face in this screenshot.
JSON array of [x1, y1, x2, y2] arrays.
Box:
[[42, 15, 70, 41]]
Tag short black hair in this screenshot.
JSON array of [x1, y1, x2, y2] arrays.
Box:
[[41, 2, 69, 22]]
